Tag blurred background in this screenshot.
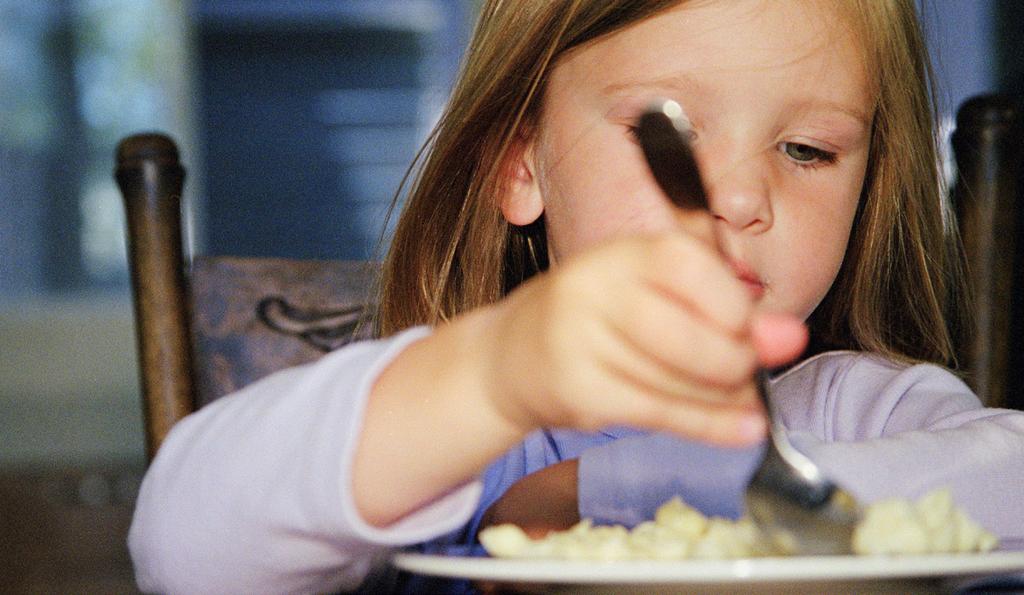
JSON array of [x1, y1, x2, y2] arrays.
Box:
[[0, 0, 1019, 592]]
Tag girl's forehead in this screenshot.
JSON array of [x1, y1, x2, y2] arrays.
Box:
[[548, 0, 872, 118]]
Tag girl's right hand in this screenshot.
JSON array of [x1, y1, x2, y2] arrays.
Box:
[[479, 231, 807, 446], [354, 227, 807, 527]]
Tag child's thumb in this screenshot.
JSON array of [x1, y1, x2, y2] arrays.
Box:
[[750, 312, 808, 368]]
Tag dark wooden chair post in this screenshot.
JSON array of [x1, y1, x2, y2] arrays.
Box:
[[115, 133, 196, 459], [950, 95, 1023, 409]]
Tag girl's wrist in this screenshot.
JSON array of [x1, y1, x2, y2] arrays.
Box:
[[470, 279, 555, 436], [445, 303, 531, 445], [352, 307, 527, 527]]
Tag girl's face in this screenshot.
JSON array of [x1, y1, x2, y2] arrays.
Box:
[[503, 0, 873, 320]]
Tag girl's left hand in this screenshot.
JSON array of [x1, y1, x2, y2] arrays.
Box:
[[479, 459, 580, 538]]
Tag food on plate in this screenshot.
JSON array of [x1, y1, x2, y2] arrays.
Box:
[[852, 489, 998, 555], [480, 497, 787, 560], [479, 488, 997, 560]]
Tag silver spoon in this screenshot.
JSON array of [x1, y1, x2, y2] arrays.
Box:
[[637, 98, 858, 555]]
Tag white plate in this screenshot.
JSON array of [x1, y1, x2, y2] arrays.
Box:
[[393, 551, 1024, 594]]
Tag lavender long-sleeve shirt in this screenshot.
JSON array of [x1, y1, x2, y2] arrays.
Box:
[[129, 327, 1024, 594]]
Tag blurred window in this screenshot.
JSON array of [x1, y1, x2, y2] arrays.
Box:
[[0, 0, 192, 299], [192, 0, 471, 261], [0, 0, 472, 301], [0, 0, 472, 466]]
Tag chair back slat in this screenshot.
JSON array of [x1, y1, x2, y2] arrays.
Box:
[[190, 256, 377, 408]]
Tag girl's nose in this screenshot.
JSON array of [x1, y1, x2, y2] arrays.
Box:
[[704, 157, 773, 233]]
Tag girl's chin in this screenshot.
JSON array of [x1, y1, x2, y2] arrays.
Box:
[[751, 297, 809, 322]]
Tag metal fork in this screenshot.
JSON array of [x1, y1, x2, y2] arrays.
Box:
[[637, 99, 858, 555]]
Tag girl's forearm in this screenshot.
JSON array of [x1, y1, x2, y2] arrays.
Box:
[[352, 305, 527, 527], [130, 329, 461, 593]]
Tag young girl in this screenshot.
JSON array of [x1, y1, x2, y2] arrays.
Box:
[[129, 1, 1024, 593]]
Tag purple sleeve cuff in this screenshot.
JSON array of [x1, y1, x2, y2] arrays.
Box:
[[577, 433, 762, 526]]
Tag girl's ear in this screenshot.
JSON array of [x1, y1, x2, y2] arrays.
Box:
[[499, 139, 544, 226]]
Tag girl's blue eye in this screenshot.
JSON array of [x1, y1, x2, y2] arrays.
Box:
[[782, 142, 837, 166]]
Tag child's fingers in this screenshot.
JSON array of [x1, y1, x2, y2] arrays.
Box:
[[751, 312, 809, 367], [489, 232, 777, 441], [607, 286, 758, 389], [651, 399, 767, 446], [601, 345, 761, 408], [564, 363, 764, 445], [621, 386, 766, 446], [637, 235, 753, 336]]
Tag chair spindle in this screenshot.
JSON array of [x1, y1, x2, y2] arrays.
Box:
[[115, 133, 196, 459], [951, 94, 1023, 409]]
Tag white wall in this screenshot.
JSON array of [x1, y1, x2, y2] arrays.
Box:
[[0, 298, 144, 465]]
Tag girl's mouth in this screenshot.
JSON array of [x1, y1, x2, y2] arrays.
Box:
[[730, 259, 765, 299]]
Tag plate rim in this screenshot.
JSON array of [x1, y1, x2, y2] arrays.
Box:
[[392, 551, 1024, 585]]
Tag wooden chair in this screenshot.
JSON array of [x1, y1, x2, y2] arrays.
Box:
[[950, 94, 1023, 410], [115, 133, 378, 460]]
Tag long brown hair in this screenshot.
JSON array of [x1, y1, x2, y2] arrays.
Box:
[[377, 0, 968, 368], [810, 0, 970, 367]]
